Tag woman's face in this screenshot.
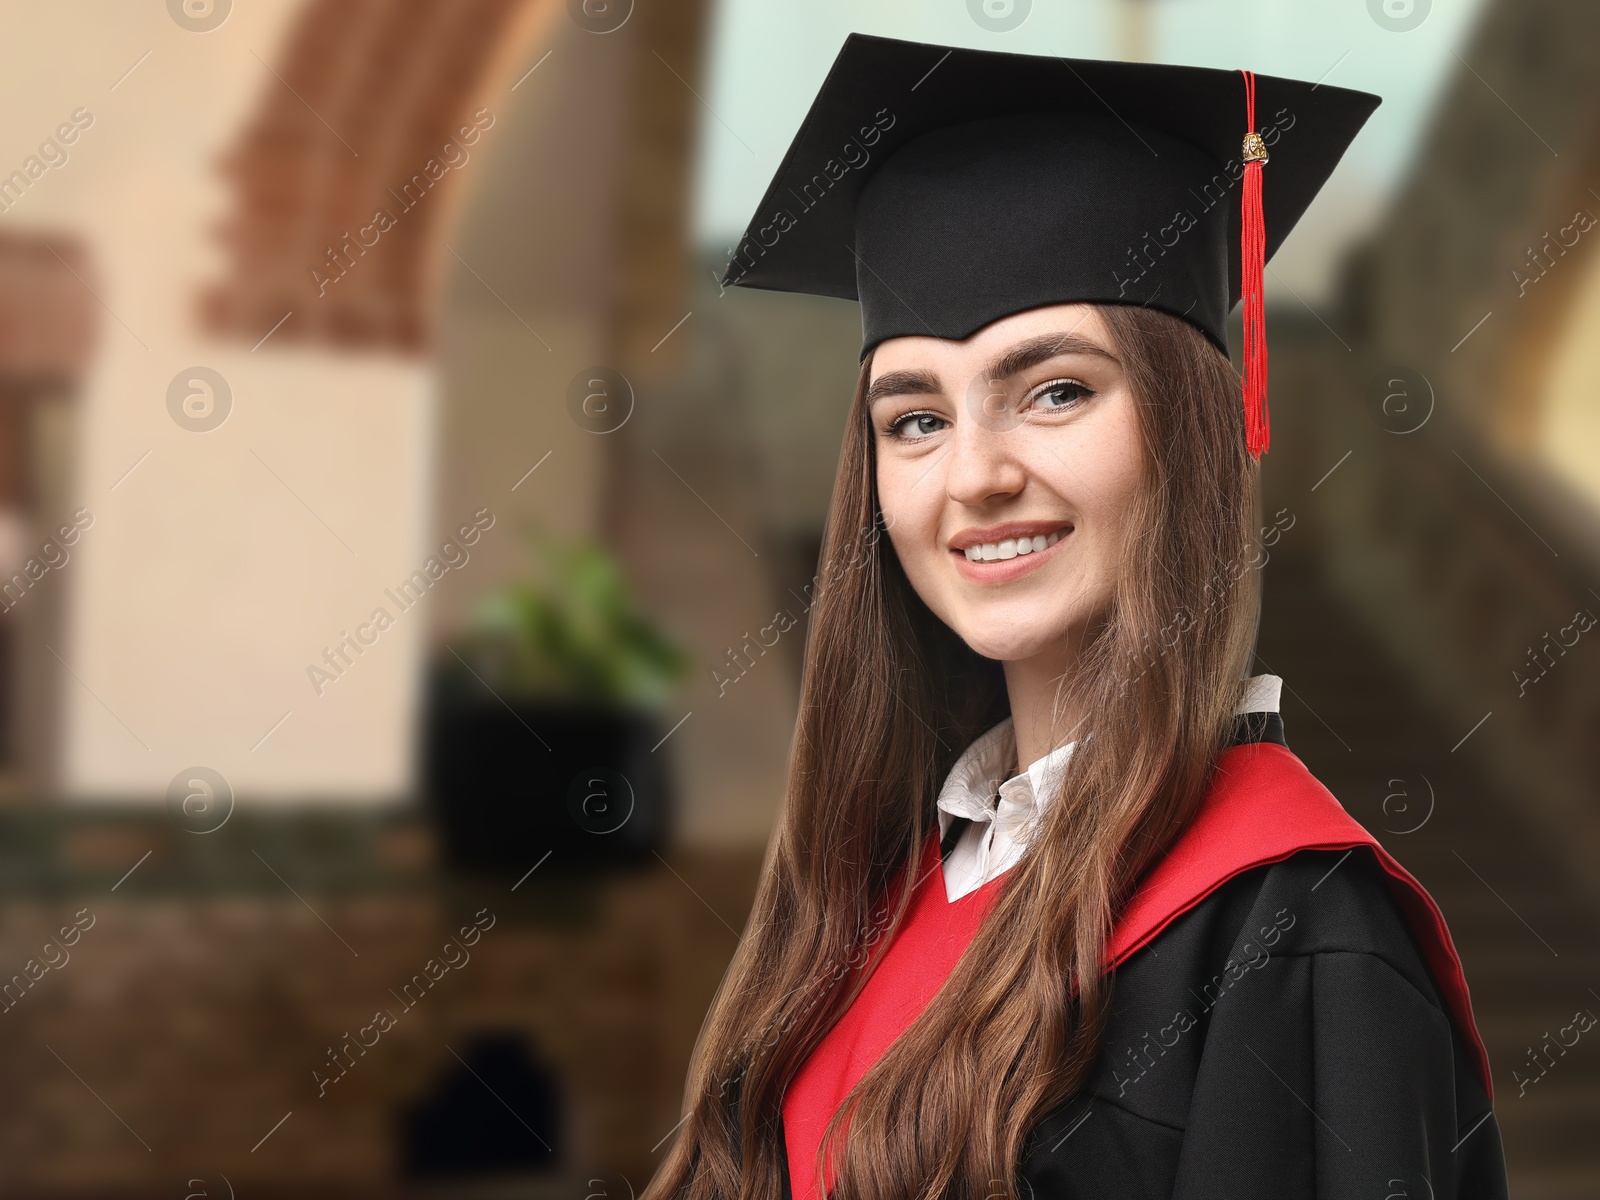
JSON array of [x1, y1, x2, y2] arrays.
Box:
[[870, 303, 1146, 665]]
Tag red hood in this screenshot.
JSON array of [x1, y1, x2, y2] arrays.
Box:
[[1107, 740, 1494, 1101]]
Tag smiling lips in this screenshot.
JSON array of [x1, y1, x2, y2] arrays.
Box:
[[947, 521, 1074, 581], [958, 528, 1069, 562], [949, 520, 1072, 559]]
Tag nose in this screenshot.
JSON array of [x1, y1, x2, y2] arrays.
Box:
[[944, 391, 1027, 507]]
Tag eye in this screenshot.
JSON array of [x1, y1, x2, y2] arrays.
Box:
[[1031, 379, 1094, 411], [883, 410, 949, 441]]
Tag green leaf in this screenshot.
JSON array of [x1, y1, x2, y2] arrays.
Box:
[[458, 520, 692, 708]]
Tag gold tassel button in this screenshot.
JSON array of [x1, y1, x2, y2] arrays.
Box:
[[1241, 131, 1269, 164]]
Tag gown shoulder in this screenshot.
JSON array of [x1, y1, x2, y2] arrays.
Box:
[[1020, 845, 1509, 1199]]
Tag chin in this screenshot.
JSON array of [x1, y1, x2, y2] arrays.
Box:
[[952, 622, 1074, 665], [935, 589, 1102, 662]]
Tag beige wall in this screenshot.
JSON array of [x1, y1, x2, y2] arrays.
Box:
[[65, 343, 434, 798], [2, 0, 787, 856], [0, 2, 541, 800]]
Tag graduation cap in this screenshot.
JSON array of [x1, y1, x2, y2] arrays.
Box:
[[719, 33, 1381, 459]]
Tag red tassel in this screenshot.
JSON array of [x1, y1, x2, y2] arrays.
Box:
[[1238, 69, 1269, 460]]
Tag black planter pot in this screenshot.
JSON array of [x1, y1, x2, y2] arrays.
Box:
[[421, 670, 672, 877]]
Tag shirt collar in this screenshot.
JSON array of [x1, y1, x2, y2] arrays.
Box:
[[934, 717, 1079, 838], [935, 673, 1283, 840]]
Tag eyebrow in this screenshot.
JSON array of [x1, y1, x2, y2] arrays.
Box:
[[865, 332, 1118, 407]]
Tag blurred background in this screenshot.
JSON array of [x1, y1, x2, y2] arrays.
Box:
[[0, 0, 1595, 1195]]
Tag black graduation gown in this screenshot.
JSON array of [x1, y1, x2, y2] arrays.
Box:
[[1015, 841, 1507, 1197], [746, 714, 1510, 1198]]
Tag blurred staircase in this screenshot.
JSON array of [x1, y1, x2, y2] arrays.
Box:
[[1259, 545, 1600, 1199]]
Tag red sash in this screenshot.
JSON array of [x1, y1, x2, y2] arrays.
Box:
[[1108, 740, 1492, 1099], [783, 741, 1494, 1200]]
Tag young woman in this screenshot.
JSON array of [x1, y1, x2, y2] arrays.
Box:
[[646, 34, 1508, 1200]]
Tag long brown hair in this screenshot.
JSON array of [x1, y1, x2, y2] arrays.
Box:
[[645, 304, 1262, 1200]]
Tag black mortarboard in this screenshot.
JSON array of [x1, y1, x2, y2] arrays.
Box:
[[719, 33, 1380, 458]]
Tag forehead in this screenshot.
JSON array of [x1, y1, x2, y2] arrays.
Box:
[[868, 303, 1112, 383]]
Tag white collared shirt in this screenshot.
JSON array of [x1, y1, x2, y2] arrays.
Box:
[[934, 674, 1284, 901]]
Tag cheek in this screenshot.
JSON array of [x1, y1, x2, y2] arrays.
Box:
[[1096, 448, 1145, 522], [1082, 432, 1147, 582], [876, 459, 937, 536], [1065, 403, 1146, 519], [876, 462, 945, 576]]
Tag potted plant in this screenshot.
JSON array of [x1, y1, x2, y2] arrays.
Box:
[[422, 520, 691, 876]]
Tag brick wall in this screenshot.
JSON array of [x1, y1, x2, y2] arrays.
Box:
[[0, 810, 760, 1197]]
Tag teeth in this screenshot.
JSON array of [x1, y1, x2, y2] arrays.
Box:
[[963, 528, 1067, 562]]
